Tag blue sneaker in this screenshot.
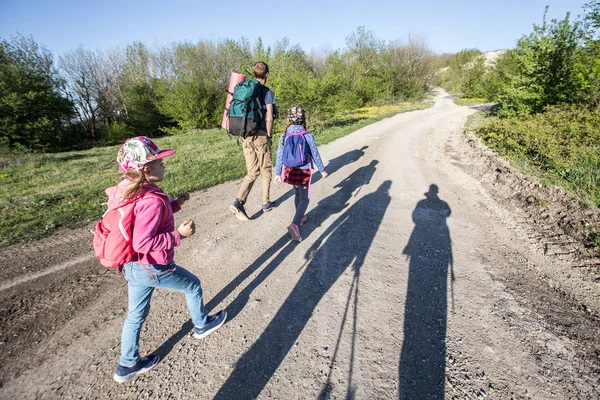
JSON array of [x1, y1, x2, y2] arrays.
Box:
[[229, 199, 249, 221], [193, 310, 227, 339], [113, 354, 160, 383], [262, 201, 277, 212]]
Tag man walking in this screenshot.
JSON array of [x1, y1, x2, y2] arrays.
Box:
[[230, 61, 277, 220]]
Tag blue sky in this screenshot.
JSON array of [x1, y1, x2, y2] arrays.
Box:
[[0, 0, 585, 58]]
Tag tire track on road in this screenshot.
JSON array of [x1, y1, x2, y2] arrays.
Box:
[[0, 254, 95, 292]]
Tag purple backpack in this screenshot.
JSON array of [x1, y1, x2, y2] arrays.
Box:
[[282, 130, 311, 168]]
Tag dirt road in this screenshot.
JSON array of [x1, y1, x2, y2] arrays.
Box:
[[1, 90, 598, 399]]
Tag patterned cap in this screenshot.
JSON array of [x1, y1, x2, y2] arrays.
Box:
[[287, 106, 306, 125], [116, 136, 176, 173]]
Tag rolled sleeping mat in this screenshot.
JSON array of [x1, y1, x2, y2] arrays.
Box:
[[221, 71, 247, 130]]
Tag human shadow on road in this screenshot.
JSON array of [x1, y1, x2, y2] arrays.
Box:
[[151, 234, 297, 361], [151, 158, 376, 362], [213, 179, 391, 400], [301, 159, 378, 240], [254, 146, 370, 220], [221, 160, 379, 323], [399, 184, 454, 400]]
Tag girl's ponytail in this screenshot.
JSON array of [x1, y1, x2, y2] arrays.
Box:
[[120, 169, 147, 201]]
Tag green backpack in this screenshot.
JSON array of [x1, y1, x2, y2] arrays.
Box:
[[227, 78, 264, 139]]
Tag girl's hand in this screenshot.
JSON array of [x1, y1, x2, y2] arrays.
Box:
[[322, 171, 329, 179], [274, 176, 282, 184], [177, 219, 195, 238], [176, 192, 190, 206]]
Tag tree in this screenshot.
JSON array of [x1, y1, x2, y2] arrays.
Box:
[[578, 1, 600, 106], [385, 34, 438, 100], [268, 42, 320, 117], [344, 26, 386, 105], [151, 41, 223, 131], [0, 34, 73, 151], [119, 42, 169, 136], [493, 8, 585, 116], [59, 45, 105, 140], [439, 49, 486, 97]]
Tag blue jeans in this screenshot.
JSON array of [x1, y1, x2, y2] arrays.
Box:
[[119, 261, 208, 366]]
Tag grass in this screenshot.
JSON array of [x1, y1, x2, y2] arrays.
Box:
[[454, 98, 488, 106], [310, 102, 433, 144], [464, 110, 489, 132], [0, 101, 433, 247], [466, 106, 600, 210]]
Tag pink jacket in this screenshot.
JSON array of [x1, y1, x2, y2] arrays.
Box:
[[106, 180, 182, 266]]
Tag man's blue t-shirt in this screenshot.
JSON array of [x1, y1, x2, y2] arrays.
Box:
[[259, 86, 276, 132]]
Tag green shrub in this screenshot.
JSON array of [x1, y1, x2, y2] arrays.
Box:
[[104, 121, 131, 145], [439, 49, 487, 97], [475, 105, 600, 206]]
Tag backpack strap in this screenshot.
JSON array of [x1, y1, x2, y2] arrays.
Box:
[[256, 85, 266, 111], [282, 129, 307, 147], [285, 130, 307, 136]]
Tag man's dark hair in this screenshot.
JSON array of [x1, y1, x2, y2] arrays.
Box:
[[253, 61, 269, 79]]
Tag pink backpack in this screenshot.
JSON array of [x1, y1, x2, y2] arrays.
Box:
[[92, 193, 162, 271]]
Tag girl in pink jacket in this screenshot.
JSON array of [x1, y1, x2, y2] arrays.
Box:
[[111, 136, 227, 383]]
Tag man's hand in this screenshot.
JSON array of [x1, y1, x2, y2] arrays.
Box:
[[176, 192, 190, 206], [274, 175, 282, 184], [177, 219, 195, 238]]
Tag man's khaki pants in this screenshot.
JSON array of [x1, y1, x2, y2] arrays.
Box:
[[237, 135, 272, 205]]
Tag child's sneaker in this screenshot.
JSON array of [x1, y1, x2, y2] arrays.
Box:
[[113, 354, 160, 383], [193, 310, 227, 339], [287, 223, 302, 242], [262, 201, 277, 212], [300, 215, 307, 225], [229, 199, 249, 221]]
